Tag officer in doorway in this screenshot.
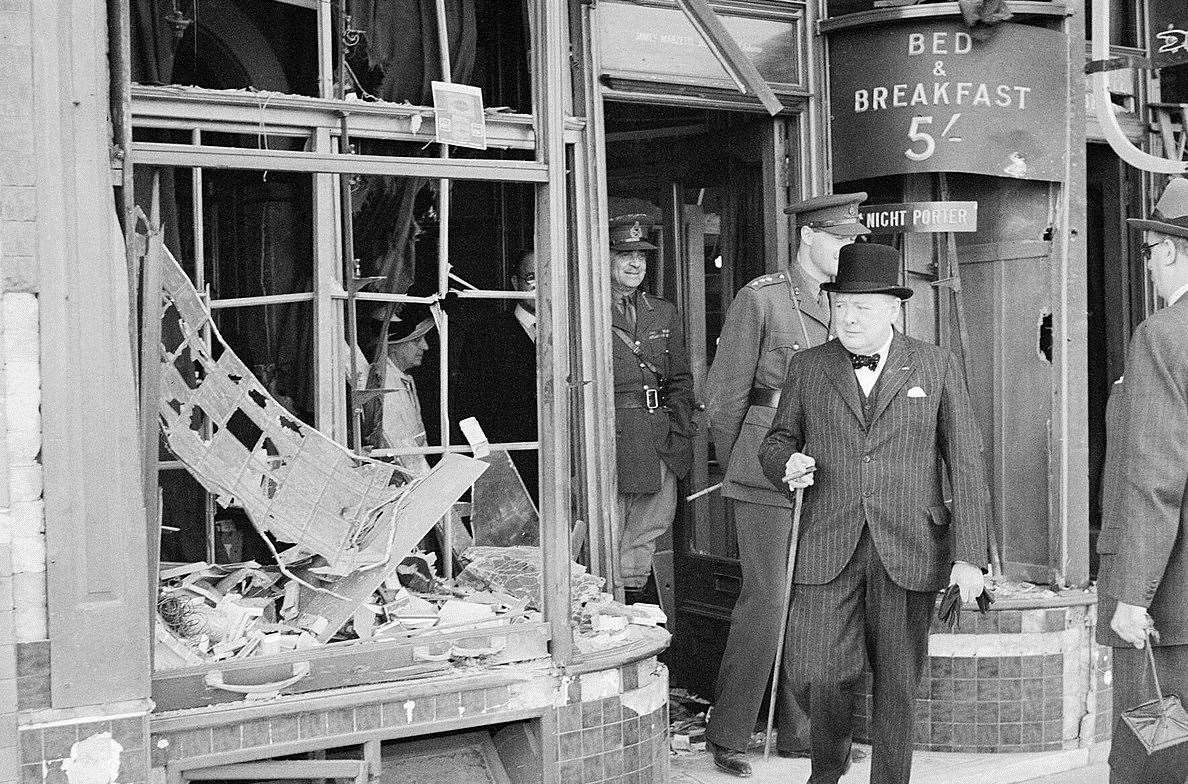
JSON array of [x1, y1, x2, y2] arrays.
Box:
[[704, 192, 869, 776], [608, 196, 695, 604]]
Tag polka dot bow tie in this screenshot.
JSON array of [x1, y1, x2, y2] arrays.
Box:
[[849, 352, 880, 371]]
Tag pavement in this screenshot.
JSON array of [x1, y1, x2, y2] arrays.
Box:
[[669, 742, 1110, 784]]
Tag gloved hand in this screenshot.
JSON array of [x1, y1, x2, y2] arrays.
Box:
[[937, 583, 994, 631]]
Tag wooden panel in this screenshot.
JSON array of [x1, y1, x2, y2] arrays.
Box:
[[962, 249, 1051, 583], [38, 0, 152, 706]]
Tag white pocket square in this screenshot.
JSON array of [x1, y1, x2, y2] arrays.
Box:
[[907, 386, 927, 398]]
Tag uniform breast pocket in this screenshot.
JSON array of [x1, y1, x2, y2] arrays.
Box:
[[765, 331, 802, 368]]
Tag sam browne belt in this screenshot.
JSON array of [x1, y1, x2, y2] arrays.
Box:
[[614, 389, 663, 412], [749, 387, 781, 408]]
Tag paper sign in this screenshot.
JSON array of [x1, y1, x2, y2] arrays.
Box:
[[432, 81, 487, 150], [859, 201, 978, 233]]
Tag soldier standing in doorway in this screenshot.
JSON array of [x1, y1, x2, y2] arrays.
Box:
[[608, 197, 695, 604], [703, 193, 869, 776]]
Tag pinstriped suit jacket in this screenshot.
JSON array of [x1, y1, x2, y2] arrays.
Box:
[[759, 331, 991, 592]]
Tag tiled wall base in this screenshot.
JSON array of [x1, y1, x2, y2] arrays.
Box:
[[851, 595, 1110, 753], [553, 662, 669, 784], [18, 706, 151, 784], [25, 656, 670, 784]]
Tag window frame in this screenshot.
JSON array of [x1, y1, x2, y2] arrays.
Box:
[[128, 0, 578, 674]]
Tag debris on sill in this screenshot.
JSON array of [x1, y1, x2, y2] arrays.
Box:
[[155, 543, 667, 668]]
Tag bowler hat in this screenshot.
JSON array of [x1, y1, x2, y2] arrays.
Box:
[[608, 196, 660, 251], [821, 243, 913, 300], [1129, 177, 1188, 239]]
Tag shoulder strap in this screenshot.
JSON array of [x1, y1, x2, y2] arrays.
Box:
[[612, 325, 667, 384], [786, 274, 817, 350]]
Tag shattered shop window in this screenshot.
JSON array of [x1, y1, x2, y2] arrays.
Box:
[[152, 172, 557, 679], [347, 176, 542, 522], [344, 0, 532, 112], [131, 0, 319, 96]]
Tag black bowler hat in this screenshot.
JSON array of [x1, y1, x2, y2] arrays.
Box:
[[821, 243, 913, 300]]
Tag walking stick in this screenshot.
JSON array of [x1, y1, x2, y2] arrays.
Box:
[[763, 467, 812, 759]]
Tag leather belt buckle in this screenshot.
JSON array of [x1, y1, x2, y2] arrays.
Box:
[[645, 387, 660, 411]]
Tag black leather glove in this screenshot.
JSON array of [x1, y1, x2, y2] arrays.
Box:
[[937, 583, 995, 631]]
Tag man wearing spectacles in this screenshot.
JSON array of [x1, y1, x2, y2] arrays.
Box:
[[1098, 177, 1188, 784]]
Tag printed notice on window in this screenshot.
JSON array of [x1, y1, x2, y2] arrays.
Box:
[[432, 82, 487, 150]]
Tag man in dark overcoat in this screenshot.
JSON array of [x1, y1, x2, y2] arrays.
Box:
[[1097, 176, 1188, 784], [457, 249, 539, 500], [759, 243, 990, 784], [703, 192, 869, 775], [608, 197, 694, 599]]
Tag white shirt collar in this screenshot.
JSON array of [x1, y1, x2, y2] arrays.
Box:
[[1168, 282, 1188, 307], [514, 304, 536, 342]]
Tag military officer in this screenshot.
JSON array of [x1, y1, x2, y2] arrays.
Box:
[[608, 197, 695, 602], [704, 192, 869, 776]]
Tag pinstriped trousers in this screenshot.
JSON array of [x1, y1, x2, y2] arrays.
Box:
[[785, 527, 934, 784]]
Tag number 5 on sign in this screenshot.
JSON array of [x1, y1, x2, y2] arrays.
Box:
[[905, 116, 935, 162]]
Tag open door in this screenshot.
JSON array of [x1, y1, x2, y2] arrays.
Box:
[[604, 104, 778, 695]]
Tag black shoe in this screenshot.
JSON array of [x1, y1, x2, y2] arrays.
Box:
[[776, 747, 812, 759], [708, 741, 752, 778]]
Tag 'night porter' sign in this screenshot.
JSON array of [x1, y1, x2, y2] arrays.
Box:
[[829, 22, 1068, 182], [859, 201, 978, 233]]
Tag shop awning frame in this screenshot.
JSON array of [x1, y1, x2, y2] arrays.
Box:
[[1089, 0, 1187, 174], [673, 0, 784, 116]]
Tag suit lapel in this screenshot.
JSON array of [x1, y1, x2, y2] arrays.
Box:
[[869, 331, 915, 426], [823, 339, 866, 425]]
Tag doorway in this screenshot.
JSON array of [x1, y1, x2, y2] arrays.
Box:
[[1085, 142, 1147, 577], [604, 103, 782, 696]]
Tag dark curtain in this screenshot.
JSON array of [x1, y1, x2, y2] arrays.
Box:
[[130, 0, 177, 84], [347, 0, 480, 365], [349, 0, 477, 105]]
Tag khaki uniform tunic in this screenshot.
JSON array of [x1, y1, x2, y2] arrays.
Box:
[[704, 266, 831, 508]]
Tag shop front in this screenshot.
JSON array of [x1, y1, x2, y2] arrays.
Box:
[[14, 3, 673, 784], [11, 0, 1178, 782]]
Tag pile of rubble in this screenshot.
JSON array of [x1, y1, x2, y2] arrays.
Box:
[[155, 544, 666, 669]]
